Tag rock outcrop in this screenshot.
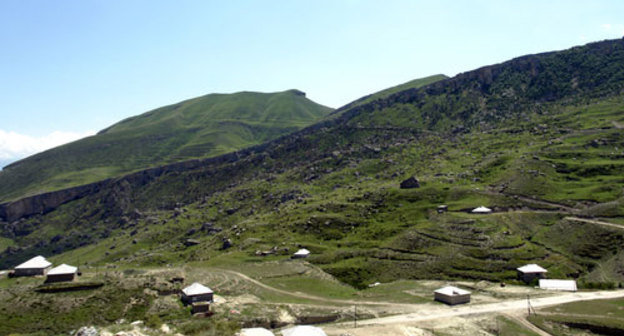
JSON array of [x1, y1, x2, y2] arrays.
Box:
[[0, 148, 250, 222], [400, 177, 420, 189], [74, 326, 98, 336]]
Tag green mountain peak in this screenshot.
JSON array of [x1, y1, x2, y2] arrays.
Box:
[[0, 89, 334, 202]]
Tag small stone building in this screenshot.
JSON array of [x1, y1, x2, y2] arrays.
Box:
[[182, 282, 214, 304], [517, 264, 547, 283], [292, 248, 310, 259], [14, 255, 52, 276], [434, 286, 471, 305], [46, 264, 78, 283]]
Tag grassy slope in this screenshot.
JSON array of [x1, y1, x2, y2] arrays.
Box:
[[3, 40, 624, 285], [331, 74, 449, 114], [0, 90, 333, 202], [3, 39, 624, 334]]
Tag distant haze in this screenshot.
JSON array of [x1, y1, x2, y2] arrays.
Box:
[[0, 130, 95, 167]]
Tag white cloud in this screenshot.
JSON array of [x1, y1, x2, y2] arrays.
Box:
[[0, 129, 95, 164]]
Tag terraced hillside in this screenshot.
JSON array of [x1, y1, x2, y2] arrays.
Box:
[[2, 38, 624, 292], [0, 90, 333, 202]]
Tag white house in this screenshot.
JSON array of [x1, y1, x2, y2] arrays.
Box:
[[472, 206, 492, 214], [14, 255, 52, 276], [292, 248, 310, 259], [181, 282, 214, 304], [434, 286, 471, 305], [539, 279, 577, 292], [517, 264, 548, 283], [239, 328, 275, 336], [281, 326, 327, 336], [46, 263, 78, 283]]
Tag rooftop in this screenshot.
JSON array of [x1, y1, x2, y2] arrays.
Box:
[[517, 264, 548, 273], [294, 248, 310, 255], [472, 206, 492, 213], [182, 282, 213, 296], [240, 328, 275, 336], [281, 326, 327, 336], [434, 286, 471, 296], [15, 256, 52, 269], [47, 264, 78, 275]]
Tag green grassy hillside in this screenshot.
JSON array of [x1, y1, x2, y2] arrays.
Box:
[[0, 90, 333, 202], [2, 38, 624, 335]]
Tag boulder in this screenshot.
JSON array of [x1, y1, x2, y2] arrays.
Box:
[[221, 238, 233, 250], [74, 326, 98, 336]]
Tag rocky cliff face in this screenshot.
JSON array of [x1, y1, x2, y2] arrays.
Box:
[[0, 182, 106, 222], [0, 153, 238, 222]]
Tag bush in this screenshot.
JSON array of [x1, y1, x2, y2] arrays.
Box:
[[145, 314, 163, 329], [579, 281, 616, 290]]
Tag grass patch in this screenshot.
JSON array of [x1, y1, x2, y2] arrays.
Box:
[[529, 297, 624, 336], [494, 315, 543, 336]]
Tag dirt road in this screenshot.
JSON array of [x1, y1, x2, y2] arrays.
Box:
[[217, 268, 624, 335], [502, 312, 552, 336], [327, 289, 624, 330]]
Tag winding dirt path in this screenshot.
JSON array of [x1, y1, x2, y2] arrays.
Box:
[[476, 190, 624, 232], [507, 194, 577, 213], [483, 189, 577, 213], [564, 216, 624, 230], [214, 268, 420, 308]]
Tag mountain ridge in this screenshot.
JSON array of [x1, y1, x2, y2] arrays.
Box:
[[2, 38, 624, 291], [0, 77, 448, 221], [2, 38, 624, 221]]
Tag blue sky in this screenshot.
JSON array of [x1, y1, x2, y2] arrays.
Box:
[[1, 0, 623, 166]]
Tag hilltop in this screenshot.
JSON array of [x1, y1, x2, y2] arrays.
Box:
[[2, 38, 624, 335], [333, 74, 448, 113], [0, 89, 333, 202]]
